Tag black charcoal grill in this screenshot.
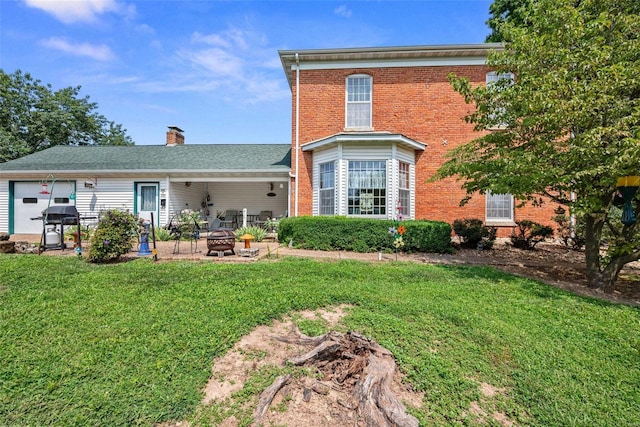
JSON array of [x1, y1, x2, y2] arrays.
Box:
[[40, 206, 80, 250]]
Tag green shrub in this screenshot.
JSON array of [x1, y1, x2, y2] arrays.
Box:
[[278, 216, 453, 253], [452, 218, 497, 250], [510, 219, 553, 250], [264, 217, 280, 233], [402, 220, 455, 254], [234, 226, 267, 242], [152, 227, 173, 241], [62, 225, 92, 242], [87, 209, 138, 263]]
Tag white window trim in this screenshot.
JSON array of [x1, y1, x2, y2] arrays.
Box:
[[347, 159, 387, 217], [485, 191, 515, 225], [345, 74, 373, 131], [318, 161, 336, 215], [485, 71, 514, 130], [398, 161, 410, 217]]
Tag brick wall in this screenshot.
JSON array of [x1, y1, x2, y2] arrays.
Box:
[[288, 65, 559, 234]]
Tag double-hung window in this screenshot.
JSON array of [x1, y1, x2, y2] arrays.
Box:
[[486, 192, 514, 223], [486, 71, 514, 129], [348, 160, 386, 215], [346, 75, 372, 129], [397, 162, 410, 216], [319, 162, 335, 215]]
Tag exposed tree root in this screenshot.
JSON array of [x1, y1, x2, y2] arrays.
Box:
[[254, 374, 292, 422], [255, 329, 419, 427]]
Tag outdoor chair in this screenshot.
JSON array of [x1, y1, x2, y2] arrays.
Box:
[[254, 210, 272, 228], [219, 209, 238, 229], [170, 211, 202, 254]]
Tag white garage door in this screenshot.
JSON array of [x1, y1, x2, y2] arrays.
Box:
[[13, 182, 75, 234]]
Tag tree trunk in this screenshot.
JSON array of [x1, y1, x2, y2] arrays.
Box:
[[584, 212, 640, 291], [584, 213, 606, 288]]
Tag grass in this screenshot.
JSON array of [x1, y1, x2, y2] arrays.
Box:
[[1, 255, 639, 426]]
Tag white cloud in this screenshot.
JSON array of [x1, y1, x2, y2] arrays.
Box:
[[182, 48, 243, 76], [135, 23, 155, 34], [137, 26, 289, 103], [334, 5, 352, 18], [41, 37, 116, 61], [24, 0, 126, 23], [192, 28, 248, 50]]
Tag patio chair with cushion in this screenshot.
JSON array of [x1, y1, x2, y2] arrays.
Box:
[[219, 209, 238, 229], [254, 210, 272, 228]]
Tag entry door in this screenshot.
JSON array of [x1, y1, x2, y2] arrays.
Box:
[[136, 183, 159, 223]]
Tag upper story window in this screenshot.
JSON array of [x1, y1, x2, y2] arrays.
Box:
[[319, 162, 335, 215], [486, 71, 514, 129], [486, 71, 514, 86], [346, 75, 372, 129]]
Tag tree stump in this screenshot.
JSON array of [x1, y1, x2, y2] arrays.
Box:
[[254, 329, 419, 427]]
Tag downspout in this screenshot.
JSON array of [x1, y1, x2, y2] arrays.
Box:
[[165, 176, 170, 225], [294, 52, 300, 217]]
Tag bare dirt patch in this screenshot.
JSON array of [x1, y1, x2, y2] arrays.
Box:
[[197, 305, 423, 427]]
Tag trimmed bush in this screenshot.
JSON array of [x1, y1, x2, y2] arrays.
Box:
[[278, 216, 453, 254], [452, 218, 497, 250], [510, 219, 553, 250]]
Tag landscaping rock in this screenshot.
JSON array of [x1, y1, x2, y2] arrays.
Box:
[[14, 241, 38, 254], [0, 232, 10, 241], [0, 240, 15, 253]]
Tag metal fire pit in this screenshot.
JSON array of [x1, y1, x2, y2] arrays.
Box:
[[206, 229, 236, 257]]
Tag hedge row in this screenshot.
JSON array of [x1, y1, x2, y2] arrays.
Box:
[[277, 216, 454, 254]]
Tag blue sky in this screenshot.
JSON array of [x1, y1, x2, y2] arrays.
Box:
[[1, 0, 493, 145]]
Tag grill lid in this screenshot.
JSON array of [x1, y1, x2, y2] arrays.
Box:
[[42, 206, 79, 217]]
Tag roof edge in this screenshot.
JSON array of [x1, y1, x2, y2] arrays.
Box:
[[302, 132, 427, 152], [279, 43, 503, 87]]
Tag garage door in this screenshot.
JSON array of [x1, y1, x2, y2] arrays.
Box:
[[13, 182, 75, 234]]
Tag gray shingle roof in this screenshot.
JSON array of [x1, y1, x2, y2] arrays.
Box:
[[0, 144, 292, 173]]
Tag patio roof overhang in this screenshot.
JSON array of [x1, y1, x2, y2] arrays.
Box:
[[0, 169, 291, 180], [301, 132, 427, 152]]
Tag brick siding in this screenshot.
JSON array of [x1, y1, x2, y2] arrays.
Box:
[[288, 65, 559, 235]]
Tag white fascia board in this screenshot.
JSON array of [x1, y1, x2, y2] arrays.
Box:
[[1, 169, 290, 176], [170, 176, 289, 183], [293, 56, 488, 72], [302, 133, 427, 152]]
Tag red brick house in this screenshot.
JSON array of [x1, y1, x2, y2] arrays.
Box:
[[279, 44, 557, 234]]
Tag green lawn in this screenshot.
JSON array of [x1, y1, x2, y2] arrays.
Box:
[[1, 255, 638, 426]]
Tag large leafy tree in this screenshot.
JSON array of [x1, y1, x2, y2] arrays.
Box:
[[485, 0, 531, 42], [0, 70, 133, 162], [435, 0, 640, 290]]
